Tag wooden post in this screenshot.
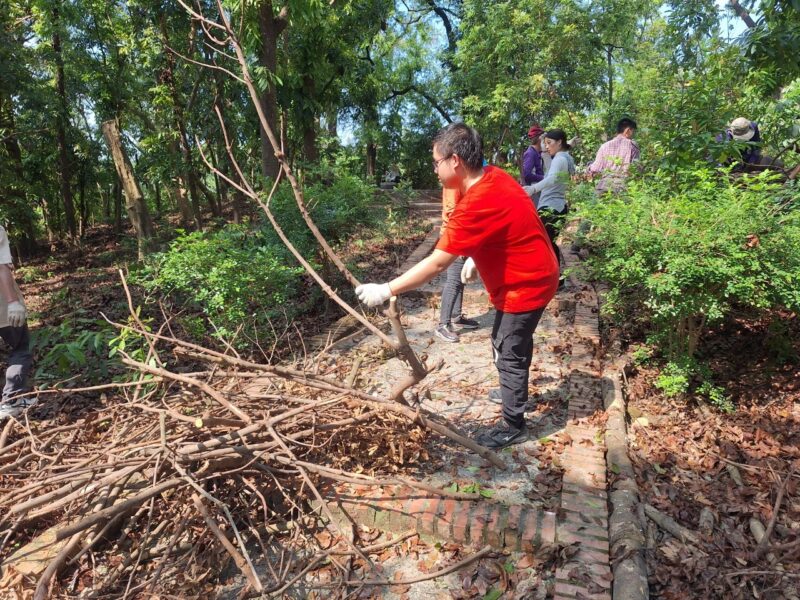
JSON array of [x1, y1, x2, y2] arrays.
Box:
[[101, 119, 154, 260]]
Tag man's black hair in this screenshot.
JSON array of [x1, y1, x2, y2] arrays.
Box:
[[617, 118, 638, 133], [432, 122, 484, 171]]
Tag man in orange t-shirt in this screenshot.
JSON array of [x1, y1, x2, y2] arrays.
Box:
[[356, 123, 559, 448]]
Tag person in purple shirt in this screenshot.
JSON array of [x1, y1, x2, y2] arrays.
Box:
[[522, 124, 545, 185]]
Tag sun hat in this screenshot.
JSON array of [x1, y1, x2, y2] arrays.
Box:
[[729, 117, 755, 141]]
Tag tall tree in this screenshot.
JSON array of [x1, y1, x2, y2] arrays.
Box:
[[51, 1, 78, 239]]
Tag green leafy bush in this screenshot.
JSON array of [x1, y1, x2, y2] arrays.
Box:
[[31, 317, 117, 384], [133, 171, 384, 347], [267, 171, 380, 256], [653, 361, 691, 398], [134, 225, 305, 344], [582, 166, 800, 361]]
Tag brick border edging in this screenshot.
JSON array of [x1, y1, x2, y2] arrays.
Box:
[[604, 362, 649, 600], [396, 226, 440, 275], [553, 248, 613, 600], [317, 486, 556, 552]]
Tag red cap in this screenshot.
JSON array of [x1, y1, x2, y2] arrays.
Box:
[[528, 124, 544, 138]]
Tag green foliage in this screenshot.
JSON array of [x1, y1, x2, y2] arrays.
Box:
[[764, 317, 799, 365], [134, 225, 305, 345], [269, 167, 381, 254], [132, 167, 381, 347], [696, 380, 734, 413], [654, 361, 691, 397], [743, 0, 800, 90], [582, 167, 800, 361], [631, 344, 654, 366], [31, 318, 117, 384], [654, 358, 734, 411]]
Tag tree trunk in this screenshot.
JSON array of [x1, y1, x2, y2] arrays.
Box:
[[301, 75, 318, 164], [102, 119, 154, 260], [78, 165, 87, 238], [113, 180, 122, 234], [366, 142, 377, 182], [728, 0, 756, 29], [167, 139, 195, 229], [99, 182, 110, 223], [606, 46, 614, 106], [154, 180, 162, 217], [326, 111, 338, 138], [159, 17, 202, 229], [364, 105, 380, 183], [52, 4, 77, 239], [0, 92, 37, 255], [39, 198, 57, 249], [257, 0, 288, 180], [210, 65, 233, 220]]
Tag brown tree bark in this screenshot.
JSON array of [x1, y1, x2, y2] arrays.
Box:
[[113, 179, 122, 234], [728, 0, 756, 29], [101, 119, 154, 260], [52, 3, 77, 239], [0, 92, 37, 255], [257, 0, 288, 180], [301, 75, 319, 164], [166, 138, 195, 229], [153, 180, 162, 217], [159, 16, 203, 229], [77, 165, 87, 237]]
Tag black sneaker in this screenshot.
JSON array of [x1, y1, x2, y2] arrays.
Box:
[[434, 324, 459, 343], [452, 315, 480, 329], [475, 422, 529, 448], [488, 388, 503, 404]]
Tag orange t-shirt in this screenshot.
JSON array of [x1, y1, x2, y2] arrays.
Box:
[[436, 166, 559, 313], [440, 187, 460, 234]]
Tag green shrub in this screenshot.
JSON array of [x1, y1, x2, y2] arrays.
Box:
[[266, 170, 380, 257], [654, 361, 691, 398], [697, 381, 734, 413], [31, 317, 118, 384], [134, 225, 304, 345], [582, 166, 800, 361]]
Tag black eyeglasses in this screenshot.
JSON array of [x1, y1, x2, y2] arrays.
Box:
[[432, 155, 451, 170]]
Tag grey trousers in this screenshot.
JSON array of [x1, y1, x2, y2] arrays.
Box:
[[1, 324, 32, 402], [439, 256, 466, 325]]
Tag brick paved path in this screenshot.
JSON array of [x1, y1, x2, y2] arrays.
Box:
[[317, 225, 613, 598]]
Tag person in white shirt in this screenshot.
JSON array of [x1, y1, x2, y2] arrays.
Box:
[[0, 226, 33, 419], [523, 129, 576, 277]]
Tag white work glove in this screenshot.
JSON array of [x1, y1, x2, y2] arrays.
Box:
[[355, 283, 392, 307], [460, 258, 478, 284], [6, 301, 26, 328]]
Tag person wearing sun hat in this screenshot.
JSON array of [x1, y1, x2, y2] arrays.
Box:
[[726, 117, 762, 165], [521, 124, 545, 185]]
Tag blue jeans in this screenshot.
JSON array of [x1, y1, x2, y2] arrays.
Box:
[[1, 324, 32, 402], [439, 257, 466, 326]]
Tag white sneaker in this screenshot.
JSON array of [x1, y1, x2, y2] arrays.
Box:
[[0, 397, 38, 420]]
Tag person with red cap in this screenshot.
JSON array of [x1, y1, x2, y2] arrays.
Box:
[[522, 125, 545, 186]]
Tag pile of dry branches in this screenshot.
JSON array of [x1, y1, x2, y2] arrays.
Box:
[[0, 317, 502, 598]]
